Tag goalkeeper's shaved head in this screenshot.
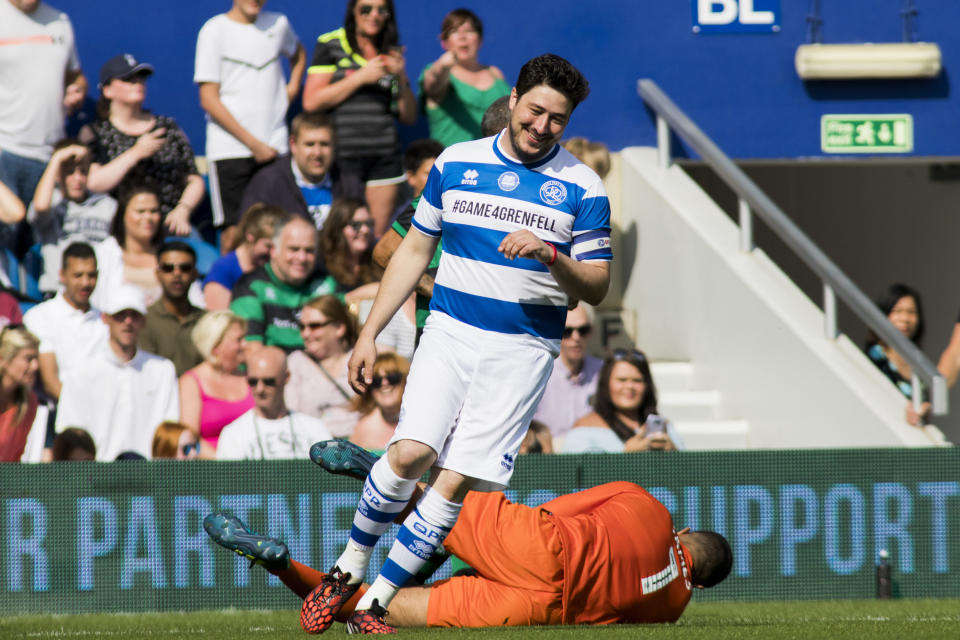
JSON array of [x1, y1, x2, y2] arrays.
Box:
[[682, 531, 732, 588]]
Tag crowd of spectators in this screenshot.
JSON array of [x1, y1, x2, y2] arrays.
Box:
[[5, 0, 937, 464], [0, 0, 640, 464]]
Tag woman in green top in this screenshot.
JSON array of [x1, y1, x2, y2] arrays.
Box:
[[420, 9, 510, 146]]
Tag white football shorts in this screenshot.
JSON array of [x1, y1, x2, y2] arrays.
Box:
[[389, 312, 555, 489]]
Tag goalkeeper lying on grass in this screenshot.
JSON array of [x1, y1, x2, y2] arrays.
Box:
[[204, 441, 732, 633]]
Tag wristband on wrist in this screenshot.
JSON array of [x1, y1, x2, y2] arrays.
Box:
[[543, 241, 558, 266]]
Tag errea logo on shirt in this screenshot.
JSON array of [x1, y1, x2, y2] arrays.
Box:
[[461, 169, 479, 186], [265, 287, 276, 301]]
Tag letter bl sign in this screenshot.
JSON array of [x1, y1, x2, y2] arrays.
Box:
[[692, 0, 781, 33]]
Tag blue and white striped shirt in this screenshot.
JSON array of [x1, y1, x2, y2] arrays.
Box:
[[412, 133, 612, 344]]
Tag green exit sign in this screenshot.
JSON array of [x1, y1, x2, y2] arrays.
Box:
[[821, 114, 913, 153]]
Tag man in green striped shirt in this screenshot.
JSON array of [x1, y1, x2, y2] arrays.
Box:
[[231, 217, 334, 352]]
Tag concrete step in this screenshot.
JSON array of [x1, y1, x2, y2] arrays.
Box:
[[649, 361, 695, 392], [672, 419, 750, 450], [658, 390, 722, 421]]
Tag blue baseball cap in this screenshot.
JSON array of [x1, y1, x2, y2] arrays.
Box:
[[99, 54, 154, 89]]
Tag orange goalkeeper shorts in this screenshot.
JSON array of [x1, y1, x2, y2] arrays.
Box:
[[425, 491, 565, 627]]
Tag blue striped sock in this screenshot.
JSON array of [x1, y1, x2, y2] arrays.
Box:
[[336, 459, 416, 582], [357, 488, 462, 610], [379, 508, 452, 589]]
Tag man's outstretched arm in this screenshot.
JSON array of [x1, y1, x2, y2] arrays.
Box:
[[349, 229, 438, 391]]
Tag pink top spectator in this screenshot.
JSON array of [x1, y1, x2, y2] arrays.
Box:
[[184, 369, 254, 447]]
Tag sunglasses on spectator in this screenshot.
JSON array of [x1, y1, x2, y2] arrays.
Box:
[[347, 220, 373, 232], [370, 371, 403, 389], [613, 348, 647, 363], [247, 377, 278, 387], [358, 5, 390, 17], [116, 72, 150, 84], [562, 324, 592, 338], [159, 262, 194, 274], [300, 319, 334, 331], [111, 309, 143, 322], [181, 442, 199, 457]]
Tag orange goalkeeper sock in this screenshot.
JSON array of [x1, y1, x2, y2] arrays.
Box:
[[267, 559, 330, 599], [267, 560, 367, 618]]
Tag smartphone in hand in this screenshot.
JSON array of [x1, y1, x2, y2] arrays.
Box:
[[645, 414, 667, 435]]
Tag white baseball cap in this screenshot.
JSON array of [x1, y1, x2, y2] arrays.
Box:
[[102, 285, 147, 316]]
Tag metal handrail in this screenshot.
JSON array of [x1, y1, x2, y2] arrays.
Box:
[[637, 78, 947, 415]]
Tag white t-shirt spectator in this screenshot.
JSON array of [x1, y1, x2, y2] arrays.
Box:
[[0, 1, 80, 160], [23, 292, 108, 379], [56, 348, 179, 461], [216, 410, 332, 460], [194, 11, 299, 161]]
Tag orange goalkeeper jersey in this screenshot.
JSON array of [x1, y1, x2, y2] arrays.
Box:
[[544, 481, 693, 624]]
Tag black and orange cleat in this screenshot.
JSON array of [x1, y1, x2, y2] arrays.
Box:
[[300, 567, 360, 634], [346, 600, 396, 635]]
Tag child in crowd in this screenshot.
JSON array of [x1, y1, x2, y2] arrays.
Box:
[[401, 139, 445, 207], [51, 427, 96, 461], [194, 0, 305, 251], [29, 138, 117, 294]]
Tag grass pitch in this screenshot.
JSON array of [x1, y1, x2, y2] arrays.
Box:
[[3, 599, 959, 639]]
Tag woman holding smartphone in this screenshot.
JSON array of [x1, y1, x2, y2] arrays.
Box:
[[563, 348, 684, 453], [81, 54, 204, 236], [302, 0, 416, 236]]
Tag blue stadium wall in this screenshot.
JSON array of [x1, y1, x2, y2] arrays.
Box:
[[60, 0, 960, 159]]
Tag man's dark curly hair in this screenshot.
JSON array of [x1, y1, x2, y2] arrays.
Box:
[[515, 53, 590, 108]]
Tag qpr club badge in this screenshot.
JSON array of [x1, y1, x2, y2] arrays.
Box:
[[539, 180, 567, 205]]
